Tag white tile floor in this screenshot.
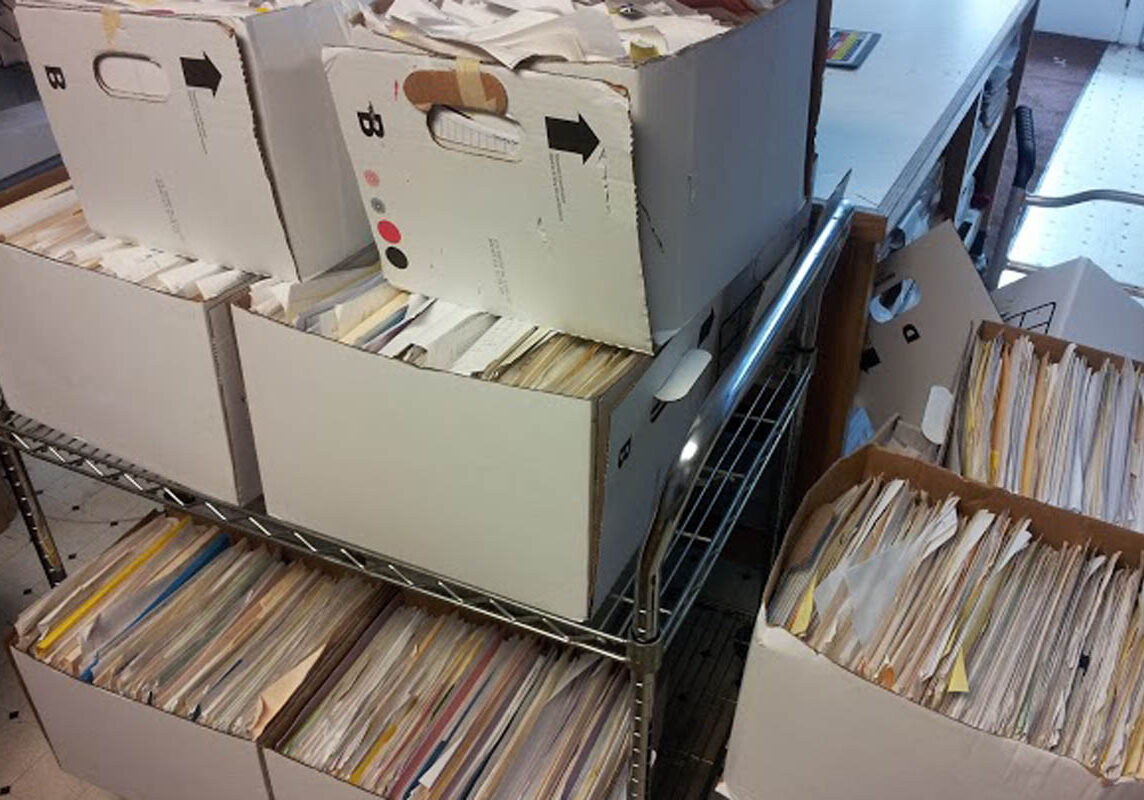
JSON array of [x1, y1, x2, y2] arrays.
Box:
[[1, 457, 159, 800]]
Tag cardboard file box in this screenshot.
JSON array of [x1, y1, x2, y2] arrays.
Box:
[[0, 241, 260, 504], [944, 319, 1144, 464], [723, 445, 1144, 800], [323, 0, 816, 352], [232, 271, 757, 620], [16, 0, 369, 281]]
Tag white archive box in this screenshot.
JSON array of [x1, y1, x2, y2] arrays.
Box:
[[15, 0, 369, 281], [231, 255, 779, 620], [0, 239, 260, 504], [322, 0, 816, 352], [10, 644, 274, 800]]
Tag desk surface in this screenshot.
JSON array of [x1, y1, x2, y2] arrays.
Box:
[[814, 0, 1035, 227]]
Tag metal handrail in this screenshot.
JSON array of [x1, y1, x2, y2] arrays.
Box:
[[632, 184, 853, 650]]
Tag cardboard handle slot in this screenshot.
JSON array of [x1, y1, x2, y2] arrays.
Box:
[[404, 68, 508, 115], [94, 53, 170, 101], [427, 106, 523, 162]]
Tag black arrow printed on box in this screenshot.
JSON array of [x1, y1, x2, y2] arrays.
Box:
[[181, 52, 221, 96], [545, 114, 599, 163]]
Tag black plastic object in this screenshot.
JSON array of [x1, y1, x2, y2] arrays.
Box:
[[1013, 105, 1037, 190]]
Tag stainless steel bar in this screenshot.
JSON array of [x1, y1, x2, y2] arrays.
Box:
[[0, 440, 66, 586]]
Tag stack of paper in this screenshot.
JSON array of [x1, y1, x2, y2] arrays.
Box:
[[0, 182, 250, 300], [361, 0, 735, 69], [948, 332, 1144, 531], [770, 476, 1144, 780], [15, 514, 387, 738], [281, 598, 632, 799], [248, 272, 643, 399], [26, 0, 320, 14]]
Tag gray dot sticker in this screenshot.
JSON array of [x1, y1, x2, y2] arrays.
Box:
[[370, 197, 386, 213]]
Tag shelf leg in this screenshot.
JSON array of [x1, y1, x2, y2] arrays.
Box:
[[0, 442, 67, 586], [628, 670, 654, 800]]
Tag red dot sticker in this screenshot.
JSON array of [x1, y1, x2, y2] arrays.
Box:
[[377, 220, 401, 244], [363, 170, 379, 187]]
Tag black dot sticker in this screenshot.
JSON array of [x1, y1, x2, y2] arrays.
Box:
[[21, 588, 31, 596], [71, 504, 80, 512], [8, 711, 17, 720], [370, 197, 386, 213], [386, 246, 408, 270], [110, 520, 119, 528], [67, 553, 76, 561], [1, 785, 10, 795]]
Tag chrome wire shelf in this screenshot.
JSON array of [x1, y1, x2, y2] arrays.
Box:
[[590, 350, 811, 646], [1, 186, 853, 800]]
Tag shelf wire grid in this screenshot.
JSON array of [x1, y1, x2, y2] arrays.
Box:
[[591, 348, 811, 649]]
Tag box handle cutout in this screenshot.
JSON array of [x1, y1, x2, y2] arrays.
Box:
[[427, 106, 523, 162], [94, 53, 170, 101], [869, 278, 920, 323]]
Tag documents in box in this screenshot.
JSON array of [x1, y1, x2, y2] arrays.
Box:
[[16, 0, 369, 281], [231, 243, 782, 619], [10, 514, 386, 800], [0, 183, 260, 504], [723, 445, 1144, 800], [322, 0, 815, 351], [264, 594, 631, 800], [947, 321, 1144, 532]]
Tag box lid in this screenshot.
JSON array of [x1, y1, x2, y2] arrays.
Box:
[[324, 47, 652, 352], [856, 222, 1000, 445]]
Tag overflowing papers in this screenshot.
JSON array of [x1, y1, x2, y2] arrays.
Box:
[[14, 515, 386, 738], [0, 182, 250, 300], [770, 475, 1144, 781], [280, 597, 632, 799], [249, 272, 644, 398], [362, 0, 733, 68], [948, 330, 1144, 531]]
